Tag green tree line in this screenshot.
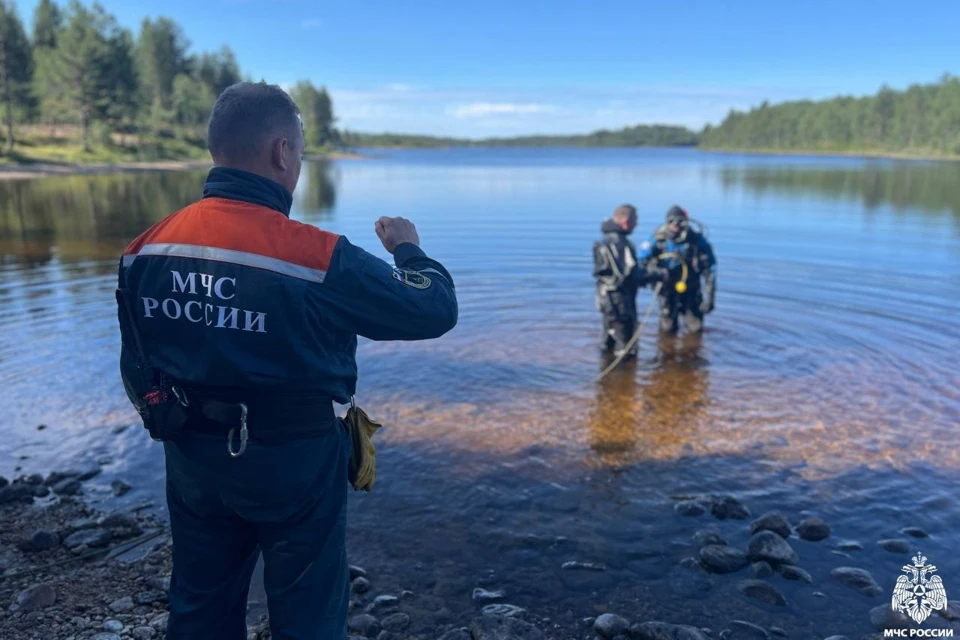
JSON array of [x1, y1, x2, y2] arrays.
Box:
[[701, 75, 960, 156], [341, 124, 698, 149], [0, 0, 337, 159], [346, 77, 960, 156]]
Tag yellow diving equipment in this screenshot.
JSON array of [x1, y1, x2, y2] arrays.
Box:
[[658, 251, 690, 294], [342, 398, 382, 492], [675, 262, 689, 293]]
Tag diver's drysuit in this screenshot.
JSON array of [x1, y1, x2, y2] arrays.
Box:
[[637, 206, 717, 334], [593, 218, 663, 354]]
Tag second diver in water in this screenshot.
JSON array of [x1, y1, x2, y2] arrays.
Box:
[[638, 205, 717, 334]]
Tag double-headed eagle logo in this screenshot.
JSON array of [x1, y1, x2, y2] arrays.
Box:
[[892, 553, 948, 624]]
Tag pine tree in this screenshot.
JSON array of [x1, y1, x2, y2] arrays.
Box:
[[135, 17, 188, 126], [290, 80, 336, 149], [100, 26, 138, 135], [45, 1, 113, 151], [32, 0, 61, 48], [196, 45, 240, 98], [0, 0, 34, 153], [32, 0, 64, 129]]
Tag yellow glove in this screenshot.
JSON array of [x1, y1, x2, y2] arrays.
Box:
[[343, 404, 382, 492]]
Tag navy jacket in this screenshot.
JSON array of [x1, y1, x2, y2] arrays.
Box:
[[118, 168, 458, 409]]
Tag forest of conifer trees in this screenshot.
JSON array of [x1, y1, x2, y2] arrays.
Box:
[[0, 0, 336, 161]]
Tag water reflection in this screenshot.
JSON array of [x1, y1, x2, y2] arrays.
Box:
[[638, 336, 711, 451], [0, 161, 340, 268], [719, 161, 960, 221], [0, 171, 207, 265], [589, 358, 641, 458], [589, 336, 711, 464], [294, 160, 339, 222]]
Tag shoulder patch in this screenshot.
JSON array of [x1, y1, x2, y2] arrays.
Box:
[[392, 267, 432, 289]]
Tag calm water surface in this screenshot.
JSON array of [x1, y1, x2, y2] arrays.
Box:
[[1, 148, 959, 638]]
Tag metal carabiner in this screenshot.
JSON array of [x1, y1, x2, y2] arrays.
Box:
[[227, 403, 248, 458], [171, 385, 189, 407]]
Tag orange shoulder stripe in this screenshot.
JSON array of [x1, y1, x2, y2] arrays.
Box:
[[123, 198, 340, 272]]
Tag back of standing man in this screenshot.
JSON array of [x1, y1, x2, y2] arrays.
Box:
[[593, 204, 666, 357], [115, 81, 458, 639]]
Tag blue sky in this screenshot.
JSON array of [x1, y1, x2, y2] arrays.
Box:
[[13, 0, 960, 137]]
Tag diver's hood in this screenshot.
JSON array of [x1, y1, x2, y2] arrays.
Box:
[[601, 219, 628, 235]]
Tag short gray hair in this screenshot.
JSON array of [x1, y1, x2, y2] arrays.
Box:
[[206, 82, 303, 161]]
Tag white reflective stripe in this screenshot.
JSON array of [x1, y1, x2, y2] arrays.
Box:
[[129, 243, 327, 283], [419, 268, 443, 277], [600, 245, 623, 281]]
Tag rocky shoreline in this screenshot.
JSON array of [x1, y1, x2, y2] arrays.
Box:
[[3, 468, 960, 640], [0, 468, 171, 640]]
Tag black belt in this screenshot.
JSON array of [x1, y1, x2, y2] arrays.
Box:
[[180, 390, 339, 453]]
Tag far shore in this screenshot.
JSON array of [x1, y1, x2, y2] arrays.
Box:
[[0, 150, 366, 182], [342, 143, 960, 163], [698, 146, 960, 163], [0, 144, 950, 182]]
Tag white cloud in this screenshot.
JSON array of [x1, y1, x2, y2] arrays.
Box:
[[328, 83, 807, 137], [450, 103, 555, 118]]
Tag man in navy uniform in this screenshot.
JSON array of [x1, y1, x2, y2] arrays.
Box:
[[116, 82, 458, 639]]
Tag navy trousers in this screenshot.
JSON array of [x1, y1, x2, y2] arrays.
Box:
[[162, 425, 351, 640]]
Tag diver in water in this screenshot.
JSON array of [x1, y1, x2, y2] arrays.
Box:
[[637, 205, 717, 334], [593, 204, 668, 357]]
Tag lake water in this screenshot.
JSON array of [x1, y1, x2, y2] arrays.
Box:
[[1, 148, 959, 638]]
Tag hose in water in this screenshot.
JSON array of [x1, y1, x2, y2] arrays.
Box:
[[596, 282, 662, 382]]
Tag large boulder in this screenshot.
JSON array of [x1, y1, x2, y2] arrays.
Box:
[[831, 567, 882, 597], [710, 496, 751, 520], [699, 545, 749, 574], [594, 613, 630, 638], [878, 539, 911, 554], [746, 531, 798, 566], [692, 528, 727, 548], [347, 614, 380, 638], [18, 529, 60, 552], [778, 564, 813, 583], [750, 512, 792, 538], [795, 516, 831, 541], [63, 528, 112, 549]]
